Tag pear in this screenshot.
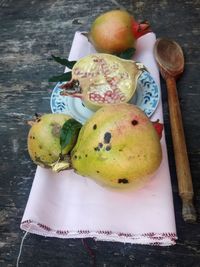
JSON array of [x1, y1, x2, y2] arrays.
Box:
[[71, 103, 162, 189], [27, 113, 80, 170], [87, 10, 151, 54]]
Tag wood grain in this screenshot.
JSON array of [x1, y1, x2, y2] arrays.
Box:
[[154, 38, 196, 222], [166, 77, 196, 222]]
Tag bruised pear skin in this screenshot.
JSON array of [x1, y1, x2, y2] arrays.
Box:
[[71, 104, 162, 189], [28, 114, 73, 168]]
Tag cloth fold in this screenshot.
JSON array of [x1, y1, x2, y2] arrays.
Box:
[[21, 31, 177, 245]]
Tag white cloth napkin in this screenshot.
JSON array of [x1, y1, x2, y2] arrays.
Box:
[[21, 32, 177, 245]]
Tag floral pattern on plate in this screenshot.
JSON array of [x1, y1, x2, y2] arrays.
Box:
[[50, 70, 160, 124]]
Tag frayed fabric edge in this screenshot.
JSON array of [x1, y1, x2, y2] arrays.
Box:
[[20, 220, 177, 246]]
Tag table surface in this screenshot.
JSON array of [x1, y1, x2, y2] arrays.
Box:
[[0, 0, 200, 266]]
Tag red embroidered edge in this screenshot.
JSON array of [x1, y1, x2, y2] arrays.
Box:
[[21, 219, 177, 245]]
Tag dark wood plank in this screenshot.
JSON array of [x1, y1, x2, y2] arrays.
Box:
[[0, 0, 200, 266]]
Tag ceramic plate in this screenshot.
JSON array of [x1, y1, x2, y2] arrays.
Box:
[[50, 71, 160, 124]]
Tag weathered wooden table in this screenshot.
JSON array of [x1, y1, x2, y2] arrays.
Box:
[[0, 1, 199, 266]]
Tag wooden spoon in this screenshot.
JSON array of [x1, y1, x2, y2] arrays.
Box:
[[154, 38, 197, 223]]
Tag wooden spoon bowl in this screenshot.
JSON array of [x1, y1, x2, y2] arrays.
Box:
[[154, 38, 184, 79]]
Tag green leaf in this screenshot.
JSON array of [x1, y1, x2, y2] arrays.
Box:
[[51, 55, 76, 69], [116, 47, 136, 60], [60, 119, 82, 151], [48, 72, 72, 82]]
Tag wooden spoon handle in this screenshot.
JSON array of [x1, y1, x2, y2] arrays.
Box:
[[166, 77, 196, 222]]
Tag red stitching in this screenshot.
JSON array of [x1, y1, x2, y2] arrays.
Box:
[[97, 230, 113, 235], [37, 223, 51, 231], [118, 233, 132, 237], [162, 233, 177, 237], [142, 232, 155, 237], [56, 230, 69, 235], [22, 219, 32, 224], [21, 220, 177, 244], [78, 230, 90, 234]]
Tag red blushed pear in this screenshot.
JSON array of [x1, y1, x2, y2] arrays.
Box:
[[71, 103, 162, 190], [87, 10, 151, 55]]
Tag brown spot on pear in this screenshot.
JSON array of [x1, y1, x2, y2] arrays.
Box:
[[27, 113, 75, 169], [71, 103, 162, 190]]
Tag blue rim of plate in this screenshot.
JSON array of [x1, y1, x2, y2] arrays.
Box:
[[50, 70, 160, 124]]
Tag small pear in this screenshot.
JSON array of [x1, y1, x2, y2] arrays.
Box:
[[27, 114, 78, 169]]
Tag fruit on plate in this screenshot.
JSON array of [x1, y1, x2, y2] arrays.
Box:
[[87, 9, 151, 55], [60, 53, 146, 111], [71, 103, 162, 189], [27, 113, 81, 170]]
